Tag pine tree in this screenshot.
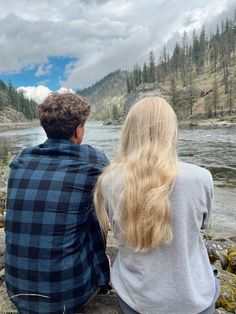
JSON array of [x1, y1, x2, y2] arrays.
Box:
[[205, 94, 213, 118], [192, 31, 201, 74], [112, 104, 120, 120], [142, 62, 149, 83], [170, 79, 179, 108], [186, 73, 197, 116], [212, 78, 219, 117], [227, 77, 235, 115], [181, 32, 189, 83], [126, 75, 131, 94], [133, 63, 142, 87], [148, 51, 156, 83], [199, 26, 207, 72], [172, 43, 181, 79]]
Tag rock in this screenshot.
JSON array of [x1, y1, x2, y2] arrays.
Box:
[[226, 249, 236, 274], [189, 121, 198, 127], [103, 120, 113, 126], [214, 308, 232, 314], [207, 239, 236, 312], [0, 255, 4, 272], [0, 170, 8, 190], [0, 282, 18, 313], [213, 260, 223, 271], [81, 290, 122, 313], [229, 236, 236, 244], [107, 246, 118, 266], [0, 215, 5, 228], [206, 239, 236, 270], [0, 229, 5, 270], [216, 270, 236, 313], [123, 82, 167, 114], [0, 268, 4, 280], [106, 231, 118, 265], [0, 106, 27, 124], [0, 190, 7, 216], [103, 119, 123, 126]]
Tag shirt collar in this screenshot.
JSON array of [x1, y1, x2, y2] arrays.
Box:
[[44, 138, 75, 145]]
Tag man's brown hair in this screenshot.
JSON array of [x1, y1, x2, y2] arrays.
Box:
[[37, 93, 90, 139]]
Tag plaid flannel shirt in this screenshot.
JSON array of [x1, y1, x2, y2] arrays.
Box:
[[5, 138, 110, 314]]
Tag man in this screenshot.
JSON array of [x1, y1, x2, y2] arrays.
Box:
[[5, 93, 110, 314]]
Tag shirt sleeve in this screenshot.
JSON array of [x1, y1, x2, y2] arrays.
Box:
[[201, 172, 214, 230]]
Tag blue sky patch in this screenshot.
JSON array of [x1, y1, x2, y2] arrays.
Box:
[[0, 56, 77, 91]]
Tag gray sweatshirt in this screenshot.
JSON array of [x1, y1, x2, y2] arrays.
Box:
[[101, 162, 216, 314]]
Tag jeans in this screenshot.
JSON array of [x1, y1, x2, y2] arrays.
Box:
[[199, 275, 221, 314], [117, 296, 139, 314]]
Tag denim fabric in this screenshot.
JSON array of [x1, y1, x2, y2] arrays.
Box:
[[118, 296, 140, 314], [199, 275, 221, 314]]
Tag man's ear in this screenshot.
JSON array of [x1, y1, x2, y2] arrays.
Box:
[[71, 125, 84, 144]]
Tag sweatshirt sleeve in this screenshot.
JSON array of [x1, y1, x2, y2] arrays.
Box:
[[201, 171, 214, 230]]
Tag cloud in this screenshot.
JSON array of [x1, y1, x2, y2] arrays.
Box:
[[0, 0, 235, 88], [35, 63, 53, 77], [17, 85, 75, 104], [17, 85, 52, 104], [57, 87, 74, 94]]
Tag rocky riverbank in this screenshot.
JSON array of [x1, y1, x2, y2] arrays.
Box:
[[0, 106, 40, 132], [178, 116, 236, 129], [103, 115, 236, 129], [0, 120, 40, 132]]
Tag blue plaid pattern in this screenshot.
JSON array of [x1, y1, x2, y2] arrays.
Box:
[[5, 138, 110, 314]]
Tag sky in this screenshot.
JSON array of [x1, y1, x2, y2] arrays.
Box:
[[0, 0, 235, 102]]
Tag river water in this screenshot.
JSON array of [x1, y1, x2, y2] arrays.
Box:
[[0, 122, 235, 238]]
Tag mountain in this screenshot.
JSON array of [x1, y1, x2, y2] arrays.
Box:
[[77, 12, 236, 121], [77, 70, 128, 120], [125, 14, 236, 119]]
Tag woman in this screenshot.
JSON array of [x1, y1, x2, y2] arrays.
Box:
[[94, 97, 220, 314]]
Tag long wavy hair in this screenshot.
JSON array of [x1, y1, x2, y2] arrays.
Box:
[[94, 97, 179, 252]]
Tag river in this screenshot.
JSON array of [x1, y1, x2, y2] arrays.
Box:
[[0, 122, 235, 238]]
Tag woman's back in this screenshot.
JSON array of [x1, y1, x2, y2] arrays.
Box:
[[101, 162, 215, 314], [94, 97, 218, 314]]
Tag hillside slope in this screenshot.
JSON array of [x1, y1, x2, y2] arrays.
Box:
[[77, 13, 236, 121], [0, 80, 37, 121], [78, 70, 128, 120]]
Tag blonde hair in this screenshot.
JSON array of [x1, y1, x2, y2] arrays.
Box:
[[94, 97, 179, 252]]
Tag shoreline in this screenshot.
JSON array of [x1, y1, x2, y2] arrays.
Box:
[[103, 115, 236, 128], [0, 120, 40, 132], [0, 117, 236, 133], [178, 118, 236, 128]]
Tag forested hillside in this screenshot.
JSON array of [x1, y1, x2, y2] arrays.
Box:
[[0, 80, 37, 120], [78, 70, 127, 120], [127, 13, 236, 119], [78, 13, 236, 121]]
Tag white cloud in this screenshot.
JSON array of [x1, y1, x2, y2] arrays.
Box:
[[0, 0, 235, 88], [57, 87, 74, 94], [17, 85, 52, 104], [17, 85, 75, 104]]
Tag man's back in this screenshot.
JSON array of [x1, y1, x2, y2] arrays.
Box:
[[5, 138, 110, 314]]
